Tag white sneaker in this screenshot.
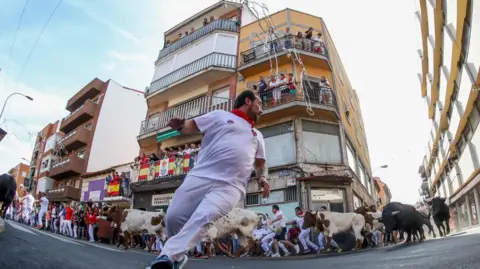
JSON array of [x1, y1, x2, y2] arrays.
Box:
[[271, 253, 280, 258], [284, 251, 291, 256], [294, 245, 300, 254]]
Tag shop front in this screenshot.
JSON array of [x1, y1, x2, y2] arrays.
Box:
[[132, 190, 175, 212]]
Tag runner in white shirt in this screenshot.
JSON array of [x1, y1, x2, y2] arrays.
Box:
[[149, 90, 270, 269], [292, 207, 319, 253], [20, 189, 34, 225], [35, 192, 49, 229], [270, 205, 287, 240]]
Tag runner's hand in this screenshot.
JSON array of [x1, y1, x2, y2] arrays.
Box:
[[257, 177, 270, 198], [168, 118, 186, 130]]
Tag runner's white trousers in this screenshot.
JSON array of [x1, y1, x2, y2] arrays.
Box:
[[158, 176, 242, 262]]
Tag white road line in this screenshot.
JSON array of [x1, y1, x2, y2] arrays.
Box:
[[20, 225, 83, 246], [6, 221, 38, 236], [80, 242, 124, 253]]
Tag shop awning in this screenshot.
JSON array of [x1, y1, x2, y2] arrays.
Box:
[[157, 129, 180, 143]]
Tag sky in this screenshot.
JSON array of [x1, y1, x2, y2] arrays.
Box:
[[0, 0, 431, 204]]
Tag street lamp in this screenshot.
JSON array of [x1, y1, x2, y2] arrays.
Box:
[[21, 157, 30, 163], [0, 92, 34, 121], [373, 164, 388, 174]]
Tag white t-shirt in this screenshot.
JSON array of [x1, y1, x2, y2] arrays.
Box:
[[274, 210, 287, 228], [190, 110, 266, 194], [23, 194, 34, 211], [253, 228, 269, 240], [40, 197, 49, 211], [294, 215, 305, 230], [269, 80, 280, 89]]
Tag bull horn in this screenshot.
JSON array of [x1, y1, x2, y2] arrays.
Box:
[[391, 210, 400, 216], [254, 211, 275, 232]]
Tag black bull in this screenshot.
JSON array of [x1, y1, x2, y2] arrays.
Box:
[[381, 202, 436, 243], [426, 197, 451, 237], [0, 174, 17, 219]]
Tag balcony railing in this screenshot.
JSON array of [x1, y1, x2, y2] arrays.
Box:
[[256, 82, 337, 111], [133, 153, 199, 182], [146, 52, 236, 96], [240, 37, 328, 66], [49, 155, 85, 179], [58, 127, 89, 153], [60, 100, 96, 133], [139, 95, 233, 136], [158, 19, 239, 61], [46, 185, 80, 201]]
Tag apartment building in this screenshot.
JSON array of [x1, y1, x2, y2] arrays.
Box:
[[7, 163, 30, 197], [132, 1, 256, 212], [373, 177, 392, 210], [416, 0, 480, 232], [237, 9, 374, 217], [31, 78, 146, 202], [133, 2, 376, 217]]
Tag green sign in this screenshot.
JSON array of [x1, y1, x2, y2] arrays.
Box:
[[156, 129, 180, 142]]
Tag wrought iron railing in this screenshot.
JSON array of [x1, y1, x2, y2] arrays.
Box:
[[139, 95, 233, 136], [158, 19, 239, 61], [240, 36, 328, 65], [255, 81, 337, 110], [146, 52, 236, 96], [133, 152, 200, 182]]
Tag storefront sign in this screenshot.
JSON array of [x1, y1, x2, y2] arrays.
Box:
[[286, 178, 296, 186], [311, 189, 343, 202], [152, 193, 174, 206]]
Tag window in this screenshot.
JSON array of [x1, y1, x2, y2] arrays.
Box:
[[244, 188, 294, 206], [285, 186, 297, 202], [353, 193, 362, 209], [259, 122, 296, 167], [457, 135, 466, 154], [469, 106, 480, 133], [21, 171, 26, 177], [358, 163, 366, 187], [245, 194, 259, 206], [85, 122, 92, 130], [463, 123, 473, 141], [212, 87, 229, 106], [77, 149, 86, 159], [302, 120, 342, 164], [354, 122, 362, 146], [346, 142, 357, 174]]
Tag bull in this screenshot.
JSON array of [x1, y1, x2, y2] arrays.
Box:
[[381, 202, 432, 243], [0, 174, 17, 219], [426, 197, 450, 237]]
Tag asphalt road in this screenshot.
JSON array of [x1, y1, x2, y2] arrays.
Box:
[[1, 220, 480, 269]]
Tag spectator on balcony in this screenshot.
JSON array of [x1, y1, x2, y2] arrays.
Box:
[[149, 153, 160, 163], [210, 16, 215, 23], [283, 27, 293, 50], [319, 76, 332, 105], [140, 153, 149, 164], [120, 172, 130, 198], [313, 33, 325, 54], [164, 40, 171, 48], [266, 27, 279, 53], [269, 75, 282, 104], [258, 76, 268, 92], [305, 27, 313, 39], [190, 27, 195, 34], [286, 73, 297, 97], [184, 31, 189, 37], [295, 32, 304, 50], [178, 33, 183, 40], [203, 18, 209, 26]]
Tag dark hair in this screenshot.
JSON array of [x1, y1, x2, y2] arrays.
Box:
[[234, 90, 257, 109], [272, 205, 279, 210], [295, 207, 301, 211]]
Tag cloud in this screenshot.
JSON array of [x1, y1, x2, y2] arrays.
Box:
[[101, 62, 116, 72], [108, 51, 150, 63]]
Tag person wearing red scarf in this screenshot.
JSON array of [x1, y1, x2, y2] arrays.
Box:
[[149, 90, 270, 269], [293, 207, 319, 254]]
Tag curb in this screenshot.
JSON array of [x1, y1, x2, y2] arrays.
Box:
[[0, 218, 5, 234], [245, 247, 378, 261]]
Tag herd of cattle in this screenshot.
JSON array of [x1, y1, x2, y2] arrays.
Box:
[[0, 173, 452, 257]]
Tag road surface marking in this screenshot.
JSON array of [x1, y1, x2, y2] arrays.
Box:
[[7, 221, 38, 236], [79, 242, 124, 253], [26, 227, 83, 245]]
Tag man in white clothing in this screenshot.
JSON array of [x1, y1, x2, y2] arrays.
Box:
[[149, 90, 270, 269], [291, 207, 319, 254], [35, 192, 49, 229], [20, 189, 34, 225]]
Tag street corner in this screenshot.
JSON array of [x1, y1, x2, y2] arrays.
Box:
[[0, 218, 5, 234], [245, 248, 378, 261]]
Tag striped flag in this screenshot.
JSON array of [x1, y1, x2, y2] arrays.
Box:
[[138, 163, 150, 181], [183, 154, 190, 172], [155, 160, 160, 177], [168, 158, 176, 175]]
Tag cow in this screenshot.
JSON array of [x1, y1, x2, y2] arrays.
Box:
[[381, 202, 433, 244], [202, 208, 272, 258], [107, 206, 166, 251], [303, 211, 365, 250], [426, 197, 450, 237], [0, 174, 17, 219]]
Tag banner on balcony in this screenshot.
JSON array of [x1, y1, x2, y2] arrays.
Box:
[[107, 182, 120, 196], [138, 164, 150, 181], [168, 158, 176, 175], [158, 159, 169, 177], [183, 154, 190, 172]]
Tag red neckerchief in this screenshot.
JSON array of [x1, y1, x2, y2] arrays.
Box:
[[231, 109, 254, 128]]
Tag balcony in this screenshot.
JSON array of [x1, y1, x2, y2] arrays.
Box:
[[66, 78, 103, 112], [46, 185, 81, 201], [58, 127, 90, 154], [49, 155, 86, 180], [255, 82, 339, 124], [146, 53, 236, 106], [238, 37, 329, 77], [60, 100, 96, 133], [157, 19, 239, 62], [138, 96, 232, 142]]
